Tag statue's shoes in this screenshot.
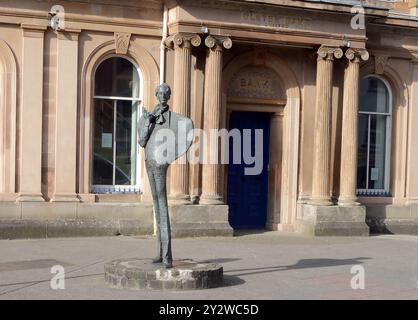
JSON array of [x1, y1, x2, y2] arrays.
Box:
[[163, 261, 173, 269], [152, 257, 162, 263]]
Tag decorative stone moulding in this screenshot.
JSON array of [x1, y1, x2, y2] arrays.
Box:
[[374, 55, 389, 74], [114, 32, 131, 54]]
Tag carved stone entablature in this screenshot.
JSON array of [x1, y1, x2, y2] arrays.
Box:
[[345, 48, 369, 63], [374, 55, 389, 74], [114, 32, 131, 54], [317, 45, 343, 61], [204, 35, 232, 51], [165, 33, 201, 49]]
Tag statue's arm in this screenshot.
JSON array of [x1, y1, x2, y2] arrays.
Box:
[[138, 108, 153, 148]]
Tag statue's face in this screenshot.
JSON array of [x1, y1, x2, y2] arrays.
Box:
[[156, 87, 170, 106]]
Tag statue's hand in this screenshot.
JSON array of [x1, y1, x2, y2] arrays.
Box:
[[152, 103, 162, 112], [142, 108, 154, 124], [142, 107, 150, 116]]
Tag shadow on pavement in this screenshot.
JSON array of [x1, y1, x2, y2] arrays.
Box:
[[222, 275, 246, 287], [225, 257, 372, 277], [203, 258, 241, 264]]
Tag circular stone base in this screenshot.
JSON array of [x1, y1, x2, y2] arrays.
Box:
[[104, 258, 223, 290]]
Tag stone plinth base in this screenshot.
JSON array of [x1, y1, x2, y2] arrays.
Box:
[[0, 202, 154, 239], [366, 204, 418, 235], [170, 205, 233, 237], [104, 258, 223, 290], [296, 204, 369, 236], [0, 202, 233, 239]]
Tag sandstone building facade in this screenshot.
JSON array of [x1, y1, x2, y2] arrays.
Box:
[[1, 0, 418, 238]]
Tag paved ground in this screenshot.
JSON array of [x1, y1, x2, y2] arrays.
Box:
[[0, 232, 417, 300]]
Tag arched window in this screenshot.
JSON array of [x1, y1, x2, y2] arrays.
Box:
[[357, 75, 392, 196], [92, 57, 142, 193]]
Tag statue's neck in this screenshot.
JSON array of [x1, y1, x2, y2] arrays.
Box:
[[155, 104, 169, 114]]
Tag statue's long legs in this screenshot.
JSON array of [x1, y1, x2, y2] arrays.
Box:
[[146, 164, 162, 263], [146, 161, 172, 268], [154, 164, 172, 267]]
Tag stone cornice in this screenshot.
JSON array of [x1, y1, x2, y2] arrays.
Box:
[[177, 0, 390, 17], [2, 1, 418, 35], [0, 7, 161, 37], [370, 17, 418, 30], [367, 45, 418, 60]]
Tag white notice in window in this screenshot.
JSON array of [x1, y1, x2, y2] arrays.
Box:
[[370, 168, 379, 181], [102, 133, 112, 148]]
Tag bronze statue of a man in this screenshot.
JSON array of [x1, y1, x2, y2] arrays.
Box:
[[138, 83, 193, 268]]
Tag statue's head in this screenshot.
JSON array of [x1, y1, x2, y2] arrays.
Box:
[[155, 83, 171, 106]]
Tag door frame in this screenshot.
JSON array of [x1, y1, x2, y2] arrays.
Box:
[[225, 104, 284, 230], [221, 50, 301, 231]]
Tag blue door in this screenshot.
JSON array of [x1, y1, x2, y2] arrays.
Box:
[[227, 112, 270, 229]]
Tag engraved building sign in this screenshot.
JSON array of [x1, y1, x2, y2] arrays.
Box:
[[228, 66, 284, 100]]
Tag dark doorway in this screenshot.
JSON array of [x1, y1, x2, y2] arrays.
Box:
[[227, 111, 271, 229]]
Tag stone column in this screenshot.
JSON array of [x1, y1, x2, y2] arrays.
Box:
[[166, 33, 201, 204], [200, 36, 232, 205], [338, 49, 369, 206], [266, 112, 284, 230], [407, 61, 418, 204], [310, 46, 343, 206], [52, 30, 81, 202], [190, 52, 205, 203], [17, 24, 47, 202]]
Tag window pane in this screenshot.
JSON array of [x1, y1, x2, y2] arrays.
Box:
[[95, 57, 139, 98], [368, 114, 387, 190], [115, 101, 138, 185], [359, 77, 389, 113], [93, 99, 114, 185], [357, 114, 368, 189]]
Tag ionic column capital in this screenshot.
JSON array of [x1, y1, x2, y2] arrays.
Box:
[[345, 48, 369, 63], [204, 35, 232, 51], [165, 33, 201, 49], [317, 45, 343, 61]]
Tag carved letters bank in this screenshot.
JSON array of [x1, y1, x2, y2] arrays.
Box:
[[1, 0, 418, 238]]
